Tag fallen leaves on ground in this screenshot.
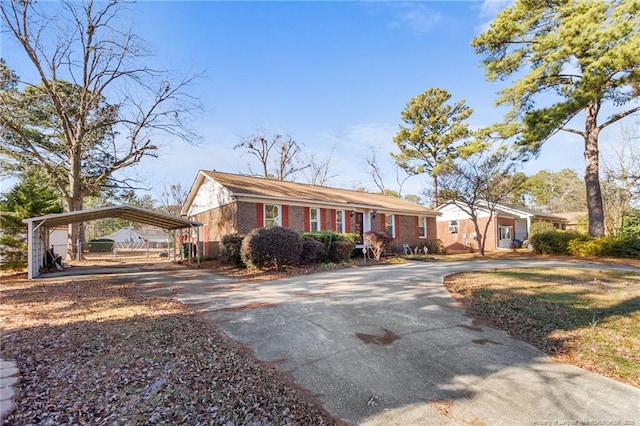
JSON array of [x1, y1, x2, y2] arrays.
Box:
[[1, 277, 342, 425]]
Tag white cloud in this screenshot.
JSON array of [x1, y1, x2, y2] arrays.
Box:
[[389, 3, 442, 35]]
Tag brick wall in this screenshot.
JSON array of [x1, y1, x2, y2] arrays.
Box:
[[237, 201, 257, 234]]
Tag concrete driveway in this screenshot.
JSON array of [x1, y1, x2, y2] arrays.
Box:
[[132, 259, 640, 425]]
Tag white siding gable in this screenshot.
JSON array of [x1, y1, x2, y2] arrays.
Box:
[[187, 178, 234, 216], [436, 203, 491, 221]]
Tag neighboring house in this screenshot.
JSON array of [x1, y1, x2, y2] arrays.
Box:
[[555, 211, 588, 232], [436, 202, 568, 251], [181, 170, 439, 256]]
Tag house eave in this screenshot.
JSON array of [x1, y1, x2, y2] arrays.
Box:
[[231, 193, 438, 217]]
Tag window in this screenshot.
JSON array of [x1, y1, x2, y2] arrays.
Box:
[[499, 226, 512, 240], [336, 210, 345, 233], [264, 204, 280, 228], [385, 214, 395, 237], [310, 208, 320, 232], [448, 220, 458, 233], [418, 216, 428, 238]]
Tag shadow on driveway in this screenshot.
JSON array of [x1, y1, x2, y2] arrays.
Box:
[[131, 260, 640, 425]]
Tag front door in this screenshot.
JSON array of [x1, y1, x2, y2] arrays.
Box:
[[498, 225, 513, 249], [354, 212, 364, 245]]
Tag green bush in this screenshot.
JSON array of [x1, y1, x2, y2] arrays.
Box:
[[301, 239, 325, 264], [529, 222, 557, 236], [530, 231, 585, 255], [364, 231, 393, 261], [220, 234, 245, 266], [329, 240, 354, 263], [568, 234, 640, 258], [301, 231, 360, 260], [241, 226, 303, 270], [88, 238, 114, 253], [335, 232, 361, 244]]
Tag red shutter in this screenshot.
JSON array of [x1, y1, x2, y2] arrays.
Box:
[[320, 209, 327, 231], [256, 203, 264, 228], [380, 213, 386, 231], [415, 217, 419, 237], [330, 209, 336, 231], [395, 215, 400, 237], [346, 212, 352, 233], [282, 205, 289, 227], [303, 207, 310, 232]]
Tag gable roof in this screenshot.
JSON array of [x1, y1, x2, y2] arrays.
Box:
[[437, 201, 567, 222], [182, 170, 438, 216]]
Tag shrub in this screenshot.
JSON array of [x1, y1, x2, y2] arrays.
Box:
[[220, 234, 245, 266], [301, 239, 325, 264], [364, 231, 392, 261], [421, 239, 443, 255], [529, 222, 557, 236], [330, 240, 354, 263], [568, 234, 640, 258], [531, 231, 587, 255], [241, 226, 303, 270], [335, 232, 361, 244], [88, 238, 114, 253]]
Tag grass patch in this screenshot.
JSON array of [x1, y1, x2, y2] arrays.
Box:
[[445, 268, 640, 388]]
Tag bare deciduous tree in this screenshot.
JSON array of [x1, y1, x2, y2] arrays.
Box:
[[439, 146, 526, 255], [602, 124, 640, 235], [303, 140, 339, 187], [234, 130, 308, 181], [0, 0, 200, 256]]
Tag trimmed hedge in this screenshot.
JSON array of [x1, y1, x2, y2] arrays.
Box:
[[220, 234, 245, 266], [301, 231, 359, 262], [88, 238, 114, 253], [530, 231, 586, 255], [301, 239, 326, 264], [329, 241, 354, 263], [241, 226, 303, 270]]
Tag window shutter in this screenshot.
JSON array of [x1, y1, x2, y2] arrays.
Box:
[[346, 212, 352, 233], [380, 213, 385, 230], [415, 217, 419, 237], [395, 215, 400, 237], [256, 203, 264, 228], [303, 207, 310, 232], [320, 209, 327, 231], [282, 205, 289, 227], [330, 209, 336, 231]]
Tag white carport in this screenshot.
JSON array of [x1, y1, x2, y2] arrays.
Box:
[[23, 205, 202, 279]]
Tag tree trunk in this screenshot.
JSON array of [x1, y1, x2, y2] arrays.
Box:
[[584, 103, 605, 237], [67, 152, 85, 259], [433, 175, 439, 207]]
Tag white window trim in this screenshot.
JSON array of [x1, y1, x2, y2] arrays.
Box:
[[386, 214, 395, 238], [448, 220, 458, 234], [336, 210, 345, 233], [264, 204, 281, 228], [418, 216, 428, 239], [310, 208, 321, 232]]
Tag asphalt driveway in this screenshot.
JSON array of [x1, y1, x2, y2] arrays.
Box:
[[132, 259, 640, 425]]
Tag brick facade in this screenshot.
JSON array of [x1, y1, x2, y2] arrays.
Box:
[[193, 200, 438, 256]]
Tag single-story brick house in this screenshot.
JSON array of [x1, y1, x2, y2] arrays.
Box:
[[436, 202, 568, 251], [181, 170, 439, 256]]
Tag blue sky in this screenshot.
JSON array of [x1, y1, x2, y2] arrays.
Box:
[[2, 1, 597, 200]]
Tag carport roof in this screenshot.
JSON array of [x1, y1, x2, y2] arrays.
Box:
[[23, 205, 201, 230]]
